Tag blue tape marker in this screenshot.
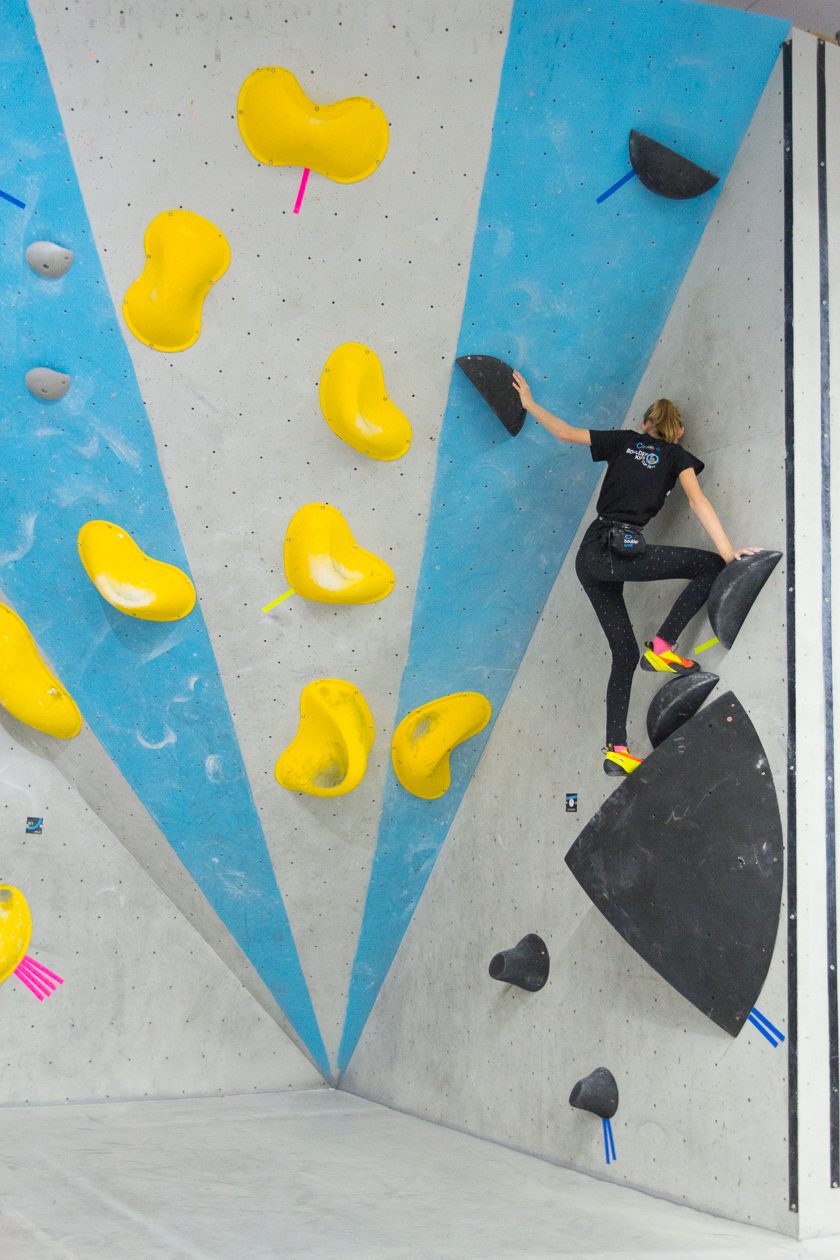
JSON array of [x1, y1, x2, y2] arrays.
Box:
[[603, 1116, 611, 1164], [747, 1011, 780, 1046], [0, 188, 25, 209], [607, 1117, 617, 1163], [595, 168, 636, 204], [751, 1006, 785, 1042]]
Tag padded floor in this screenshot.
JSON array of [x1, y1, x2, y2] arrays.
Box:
[[0, 1089, 837, 1259]]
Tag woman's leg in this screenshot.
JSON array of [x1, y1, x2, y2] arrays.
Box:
[[584, 543, 725, 645], [575, 567, 638, 746]]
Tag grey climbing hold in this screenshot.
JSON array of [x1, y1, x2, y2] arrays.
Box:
[[25, 240, 74, 279], [488, 933, 550, 991], [569, 1067, 619, 1119], [25, 367, 71, 402]]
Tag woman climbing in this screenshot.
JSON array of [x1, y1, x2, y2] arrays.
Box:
[[511, 370, 760, 776]]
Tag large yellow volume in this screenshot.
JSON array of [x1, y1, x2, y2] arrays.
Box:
[[275, 679, 375, 797], [391, 692, 492, 800], [0, 605, 82, 739], [122, 210, 230, 353], [237, 67, 389, 183], [319, 342, 412, 461], [0, 886, 32, 984], [283, 503, 395, 604], [78, 521, 196, 622]]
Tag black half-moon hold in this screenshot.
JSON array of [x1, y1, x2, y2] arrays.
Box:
[[646, 671, 719, 748], [569, 1067, 619, 1119], [565, 693, 782, 1036], [456, 355, 526, 436], [628, 129, 719, 201], [488, 933, 549, 991], [707, 550, 783, 650]]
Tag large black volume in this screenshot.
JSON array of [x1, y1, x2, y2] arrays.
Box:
[[565, 693, 783, 1035], [707, 549, 783, 649], [456, 355, 526, 436], [628, 129, 719, 200]]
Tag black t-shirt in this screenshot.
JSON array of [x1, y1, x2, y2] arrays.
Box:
[[589, 429, 704, 527]]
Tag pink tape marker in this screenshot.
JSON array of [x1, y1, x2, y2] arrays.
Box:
[[293, 167, 311, 215]]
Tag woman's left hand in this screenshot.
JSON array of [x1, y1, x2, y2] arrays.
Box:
[[729, 547, 764, 562]]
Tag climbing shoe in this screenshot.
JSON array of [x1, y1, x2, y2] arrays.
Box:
[[603, 746, 644, 777], [639, 641, 699, 675]]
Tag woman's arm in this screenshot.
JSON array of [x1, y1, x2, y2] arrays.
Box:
[[512, 371, 591, 445], [678, 468, 761, 562]]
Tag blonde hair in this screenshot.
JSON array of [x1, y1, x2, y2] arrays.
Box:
[[643, 398, 683, 444]]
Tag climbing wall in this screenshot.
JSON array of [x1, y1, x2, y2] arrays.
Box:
[[342, 54, 797, 1233]]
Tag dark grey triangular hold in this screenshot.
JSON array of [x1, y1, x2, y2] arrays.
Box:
[[628, 129, 719, 200], [707, 550, 783, 650], [565, 693, 782, 1036], [569, 1067, 618, 1119], [488, 933, 549, 991], [456, 355, 526, 436], [646, 671, 719, 748]]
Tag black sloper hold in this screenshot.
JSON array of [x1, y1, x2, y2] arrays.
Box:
[[646, 671, 719, 748], [565, 693, 782, 1036], [707, 550, 783, 650], [488, 933, 549, 991], [456, 355, 526, 436], [569, 1067, 619, 1119], [629, 129, 719, 200]]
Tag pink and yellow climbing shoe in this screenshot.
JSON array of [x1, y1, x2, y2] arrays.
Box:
[[640, 641, 699, 676], [603, 745, 644, 777]]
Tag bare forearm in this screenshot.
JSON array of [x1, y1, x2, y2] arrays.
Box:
[[525, 400, 589, 445], [691, 496, 734, 562]]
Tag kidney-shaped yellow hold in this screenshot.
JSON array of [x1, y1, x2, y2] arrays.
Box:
[[391, 691, 492, 800], [284, 502, 395, 605], [237, 67, 389, 183], [78, 521, 196, 622], [275, 679, 375, 797], [0, 605, 82, 739], [122, 210, 230, 353], [0, 885, 32, 985], [319, 342, 412, 461]]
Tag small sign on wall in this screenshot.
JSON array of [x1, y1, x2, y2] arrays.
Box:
[[25, 817, 43, 834], [565, 793, 578, 814]]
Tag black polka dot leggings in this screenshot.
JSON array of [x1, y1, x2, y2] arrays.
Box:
[[575, 522, 725, 747]]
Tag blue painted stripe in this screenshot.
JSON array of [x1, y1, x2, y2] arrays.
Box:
[[339, 0, 789, 1072], [748, 1012, 780, 1047], [0, 187, 25, 209], [0, 1, 328, 1076], [596, 168, 636, 204]]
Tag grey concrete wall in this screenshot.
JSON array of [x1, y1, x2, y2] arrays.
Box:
[[343, 58, 796, 1233], [27, 0, 512, 1074], [0, 715, 323, 1103]]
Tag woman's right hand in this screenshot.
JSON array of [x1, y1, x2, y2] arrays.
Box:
[[512, 370, 534, 411]]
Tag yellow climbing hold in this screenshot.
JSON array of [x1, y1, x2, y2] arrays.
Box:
[[391, 691, 492, 800], [319, 342, 412, 461], [283, 502, 395, 605], [237, 67, 389, 183], [275, 679, 375, 797], [0, 886, 32, 985], [0, 605, 82, 739], [122, 210, 230, 353], [77, 521, 196, 622]]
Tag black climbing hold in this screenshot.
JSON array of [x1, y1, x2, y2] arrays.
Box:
[[707, 550, 783, 650], [569, 1067, 619, 1119], [565, 693, 782, 1036], [456, 355, 526, 436], [488, 933, 549, 991], [628, 129, 719, 201], [646, 670, 719, 748]]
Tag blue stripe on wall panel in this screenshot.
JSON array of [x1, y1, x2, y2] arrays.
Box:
[[339, 0, 789, 1072]]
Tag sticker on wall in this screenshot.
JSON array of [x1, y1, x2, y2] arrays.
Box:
[[236, 66, 389, 212], [264, 502, 395, 610], [0, 604, 82, 738], [25, 817, 43, 835], [391, 691, 492, 800], [275, 679, 375, 797], [565, 793, 578, 813], [122, 210, 230, 352], [77, 520, 197, 621], [319, 342, 412, 461], [0, 885, 63, 1001]]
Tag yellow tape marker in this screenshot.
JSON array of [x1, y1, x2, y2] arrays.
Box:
[[262, 589, 294, 613], [694, 636, 719, 654]]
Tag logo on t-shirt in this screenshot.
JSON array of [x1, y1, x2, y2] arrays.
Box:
[[626, 441, 660, 469]]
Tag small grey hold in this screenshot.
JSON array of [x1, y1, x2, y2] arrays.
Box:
[[0, 889, 12, 903], [25, 240, 74, 279], [26, 367, 71, 401]]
